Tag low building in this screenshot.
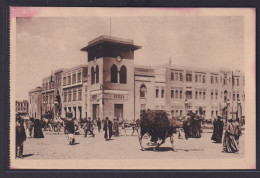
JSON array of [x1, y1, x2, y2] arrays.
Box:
[[16, 100, 29, 116]]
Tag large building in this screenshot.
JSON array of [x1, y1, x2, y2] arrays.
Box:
[[28, 87, 42, 119], [30, 35, 245, 122], [16, 100, 29, 116]]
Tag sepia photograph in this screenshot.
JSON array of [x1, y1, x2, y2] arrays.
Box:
[[9, 7, 255, 169]]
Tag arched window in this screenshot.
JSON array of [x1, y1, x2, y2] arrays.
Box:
[[91, 66, 95, 84], [111, 64, 118, 83], [140, 84, 147, 98], [120, 65, 127, 84], [96, 65, 99, 83]]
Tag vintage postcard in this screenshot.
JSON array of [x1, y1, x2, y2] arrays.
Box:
[[10, 7, 255, 169]]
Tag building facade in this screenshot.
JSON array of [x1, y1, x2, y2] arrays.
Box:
[[61, 64, 88, 121], [16, 100, 29, 115], [41, 68, 63, 118], [29, 87, 42, 119], [30, 35, 245, 122]]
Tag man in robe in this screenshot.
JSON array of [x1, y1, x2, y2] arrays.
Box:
[[103, 117, 113, 140], [211, 116, 224, 143]]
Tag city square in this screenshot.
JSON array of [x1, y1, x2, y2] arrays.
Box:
[[21, 127, 245, 160]]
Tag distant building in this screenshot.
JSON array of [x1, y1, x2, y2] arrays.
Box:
[[29, 87, 42, 119], [16, 100, 29, 116], [33, 35, 245, 122]]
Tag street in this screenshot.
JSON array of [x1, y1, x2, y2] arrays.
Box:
[[22, 127, 245, 159]]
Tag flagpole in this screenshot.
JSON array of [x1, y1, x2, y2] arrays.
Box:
[[110, 17, 111, 36]]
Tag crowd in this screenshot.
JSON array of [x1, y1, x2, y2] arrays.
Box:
[[211, 116, 242, 153], [16, 111, 242, 158]]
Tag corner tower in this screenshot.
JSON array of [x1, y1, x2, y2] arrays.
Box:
[[81, 35, 141, 121]]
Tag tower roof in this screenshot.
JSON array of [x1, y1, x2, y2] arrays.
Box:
[[81, 35, 141, 52]]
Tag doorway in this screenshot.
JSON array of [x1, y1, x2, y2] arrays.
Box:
[[93, 104, 100, 120], [114, 104, 123, 119]]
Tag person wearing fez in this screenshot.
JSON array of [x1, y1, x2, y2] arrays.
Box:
[[103, 117, 113, 140], [66, 112, 75, 145]]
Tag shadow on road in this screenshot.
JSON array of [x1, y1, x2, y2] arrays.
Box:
[[176, 148, 204, 152], [22, 154, 34, 158], [144, 147, 173, 152]]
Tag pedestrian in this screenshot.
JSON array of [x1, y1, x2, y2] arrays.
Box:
[[16, 116, 26, 158], [27, 118, 34, 137], [131, 119, 140, 136], [103, 117, 113, 140], [66, 112, 75, 145], [33, 118, 44, 138], [233, 117, 242, 147], [113, 117, 119, 136], [211, 116, 224, 143], [222, 117, 239, 153], [97, 117, 101, 132], [83, 117, 95, 138]]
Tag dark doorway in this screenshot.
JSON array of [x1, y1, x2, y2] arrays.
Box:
[[114, 104, 123, 119], [93, 104, 100, 120]]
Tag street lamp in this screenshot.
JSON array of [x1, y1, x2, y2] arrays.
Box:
[[184, 99, 188, 116], [237, 99, 241, 122]]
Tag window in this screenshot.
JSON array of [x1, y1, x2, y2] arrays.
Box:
[[161, 89, 164, 98], [180, 110, 183, 116], [140, 84, 146, 98], [195, 92, 198, 99], [180, 73, 183, 82], [73, 91, 77, 101], [68, 76, 71, 85], [203, 75, 206, 83], [72, 74, 76, 84], [186, 91, 192, 99], [211, 92, 214, 100], [216, 92, 218, 100], [199, 75, 202, 83], [91, 67, 95, 84], [211, 111, 214, 118], [237, 94, 239, 100], [46, 96, 48, 103], [186, 74, 192, 82], [111, 65, 118, 83], [180, 90, 183, 99], [64, 92, 67, 102], [68, 93, 71, 102], [171, 90, 174, 98], [171, 110, 174, 117], [120, 65, 127, 84], [195, 75, 198, 83], [175, 90, 178, 98], [171, 72, 174, 81], [175, 73, 178, 81], [176, 110, 179, 116], [95, 65, 99, 83], [233, 94, 235, 101], [78, 90, 82, 100], [215, 76, 218, 84], [211, 76, 214, 84], [156, 89, 159, 98], [77, 72, 81, 83], [237, 79, 239, 86], [199, 92, 202, 99]]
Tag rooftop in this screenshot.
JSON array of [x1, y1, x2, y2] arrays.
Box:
[[81, 35, 141, 51]]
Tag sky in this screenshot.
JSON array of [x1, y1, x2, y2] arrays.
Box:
[[16, 16, 244, 100]]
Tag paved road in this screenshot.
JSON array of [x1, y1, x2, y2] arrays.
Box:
[[22, 128, 244, 159]]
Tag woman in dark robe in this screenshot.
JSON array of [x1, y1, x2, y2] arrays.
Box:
[[223, 118, 239, 153], [33, 119, 44, 138], [211, 116, 224, 143]]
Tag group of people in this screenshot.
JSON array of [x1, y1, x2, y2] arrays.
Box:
[[211, 116, 241, 153], [16, 115, 44, 158]]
